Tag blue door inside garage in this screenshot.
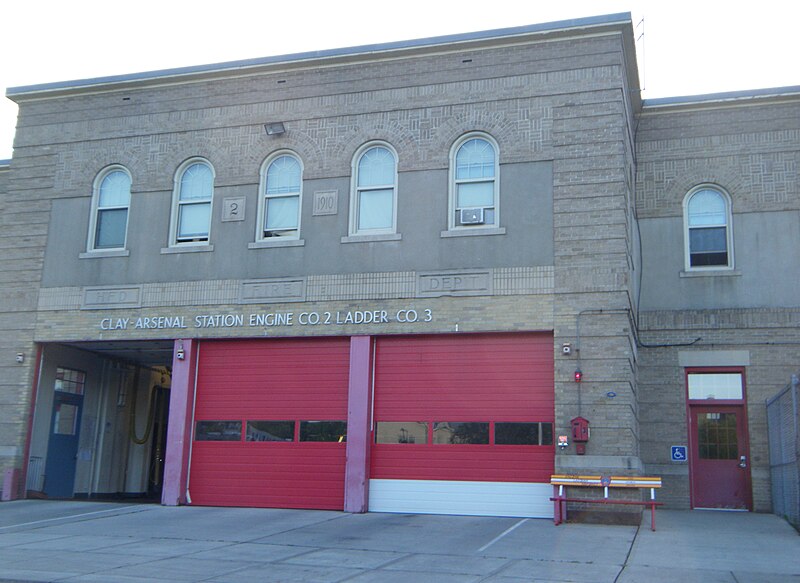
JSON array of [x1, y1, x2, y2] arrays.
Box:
[[43, 368, 86, 498]]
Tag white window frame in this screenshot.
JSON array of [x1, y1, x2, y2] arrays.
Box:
[[348, 141, 399, 238], [85, 165, 131, 256], [255, 151, 303, 244], [682, 184, 734, 272], [169, 158, 215, 247], [447, 132, 500, 232]]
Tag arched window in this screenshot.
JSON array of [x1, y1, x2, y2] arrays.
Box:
[[684, 185, 733, 269], [171, 159, 214, 244], [88, 166, 131, 251], [449, 133, 499, 230], [350, 142, 398, 235], [259, 152, 302, 240]]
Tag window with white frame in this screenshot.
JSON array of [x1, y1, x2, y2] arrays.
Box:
[[684, 185, 733, 269], [259, 153, 302, 240], [449, 133, 499, 229], [171, 159, 214, 244], [88, 166, 131, 251], [350, 143, 397, 235]]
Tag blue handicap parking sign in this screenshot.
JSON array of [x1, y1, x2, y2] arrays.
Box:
[[671, 445, 687, 462]]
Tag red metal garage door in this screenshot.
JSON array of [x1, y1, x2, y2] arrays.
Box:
[[189, 337, 350, 509], [370, 333, 554, 517]]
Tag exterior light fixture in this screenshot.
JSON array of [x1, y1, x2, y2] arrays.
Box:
[[574, 369, 583, 383], [15, 353, 24, 363], [264, 122, 286, 136]]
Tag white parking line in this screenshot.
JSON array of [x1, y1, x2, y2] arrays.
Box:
[[477, 518, 528, 552], [0, 505, 145, 531]]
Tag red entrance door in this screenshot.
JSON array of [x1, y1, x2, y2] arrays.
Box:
[[689, 405, 752, 509]]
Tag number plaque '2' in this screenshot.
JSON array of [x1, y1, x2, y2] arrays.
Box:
[[222, 197, 246, 222]]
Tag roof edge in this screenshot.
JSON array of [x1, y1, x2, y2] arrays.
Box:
[[7, 12, 631, 98], [643, 85, 800, 109]]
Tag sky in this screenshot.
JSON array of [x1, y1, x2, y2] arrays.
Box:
[[1, 0, 798, 160]]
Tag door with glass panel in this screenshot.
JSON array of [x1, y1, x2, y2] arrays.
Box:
[[44, 368, 85, 498], [686, 371, 751, 510]]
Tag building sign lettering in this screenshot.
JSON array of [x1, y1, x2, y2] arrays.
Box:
[[99, 308, 433, 331], [84, 286, 142, 309], [240, 279, 305, 303], [417, 270, 491, 297]]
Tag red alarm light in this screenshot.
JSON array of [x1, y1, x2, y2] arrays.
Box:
[[574, 370, 583, 383]]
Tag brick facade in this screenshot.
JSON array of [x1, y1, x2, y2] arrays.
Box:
[[1, 14, 797, 513]]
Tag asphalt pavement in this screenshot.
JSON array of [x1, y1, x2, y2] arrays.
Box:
[[0, 500, 797, 582]]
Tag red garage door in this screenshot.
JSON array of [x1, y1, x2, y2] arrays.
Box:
[[370, 333, 554, 517], [189, 338, 350, 509]]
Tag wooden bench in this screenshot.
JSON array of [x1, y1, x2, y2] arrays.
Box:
[[550, 474, 663, 531]]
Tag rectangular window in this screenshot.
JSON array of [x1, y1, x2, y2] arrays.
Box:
[[689, 227, 728, 267], [53, 403, 79, 435], [55, 368, 85, 395], [177, 204, 211, 241], [541, 422, 553, 446], [698, 413, 738, 459], [265, 196, 300, 234], [358, 189, 393, 230], [95, 208, 129, 249], [433, 422, 489, 444], [495, 422, 553, 445], [688, 373, 743, 400], [246, 421, 295, 442], [375, 422, 428, 444], [299, 421, 347, 442], [195, 421, 242, 441]]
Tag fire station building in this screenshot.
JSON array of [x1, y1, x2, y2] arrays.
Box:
[[0, 13, 798, 517]]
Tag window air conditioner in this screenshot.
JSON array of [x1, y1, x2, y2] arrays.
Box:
[[459, 207, 485, 225]]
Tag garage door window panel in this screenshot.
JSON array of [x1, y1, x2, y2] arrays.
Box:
[[375, 422, 428, 444], [495, 422, 553, 445], [299, 420, 347, 442], [433, 422, 489, 444], [195, 421, 242, 441], [246, 421, 295, 442]]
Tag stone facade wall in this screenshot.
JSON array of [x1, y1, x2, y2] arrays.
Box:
[[0, 25, 644, 494], [635, 96, 800, 511], [0, 156, 42, 489], [7, 16, 796, 513], [638, 310, 800, 511]]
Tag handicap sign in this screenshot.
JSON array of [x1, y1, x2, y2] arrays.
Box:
[[671, 445, 687, 462]]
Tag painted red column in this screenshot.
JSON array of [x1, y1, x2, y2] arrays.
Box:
[[161, 339, 198, 506], [344, 336, 372, 513]]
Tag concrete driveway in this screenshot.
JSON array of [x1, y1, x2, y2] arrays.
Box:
[[0, 501, 797, 582]]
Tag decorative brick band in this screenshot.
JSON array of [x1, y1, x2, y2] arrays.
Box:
[[38, 266, 556, 311]]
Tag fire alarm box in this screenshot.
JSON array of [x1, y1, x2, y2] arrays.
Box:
[[571, 416, 590, 455], [571, 416, 590, 442]]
